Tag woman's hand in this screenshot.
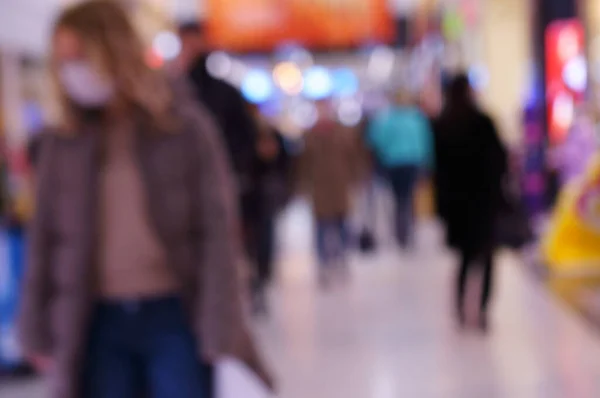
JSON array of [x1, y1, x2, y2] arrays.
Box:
[[27, 353, 54, 373]]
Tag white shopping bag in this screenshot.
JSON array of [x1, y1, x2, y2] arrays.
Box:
[[216, 358, 273, 398]]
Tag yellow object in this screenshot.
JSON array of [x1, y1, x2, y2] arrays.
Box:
[[414, 179, 435, 219], [13, 192, 33, 222], [543, 155, 600, 273]]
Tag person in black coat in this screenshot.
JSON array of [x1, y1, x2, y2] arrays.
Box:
[[432, 74, 507, 331], [178, 22, 259, 225]]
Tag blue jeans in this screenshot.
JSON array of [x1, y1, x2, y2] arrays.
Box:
[[388, 166, 420, 247], [316, 217, 349, 266], [82, 297, 211, 398]]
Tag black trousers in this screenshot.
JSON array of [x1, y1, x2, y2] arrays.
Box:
[[253, 212, 276, 292], [456, 248, 495, 316]]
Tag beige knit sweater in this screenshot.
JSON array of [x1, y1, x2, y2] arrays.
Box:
[[97, 125, 179, 299]]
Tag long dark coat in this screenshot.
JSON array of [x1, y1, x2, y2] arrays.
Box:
[[432, 109, 507, 253]]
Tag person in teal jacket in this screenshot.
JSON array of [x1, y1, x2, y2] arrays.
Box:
[[368, 91, 434, 247]]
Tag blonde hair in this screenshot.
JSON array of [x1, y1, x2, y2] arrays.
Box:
[[52, 0, 173, 132]]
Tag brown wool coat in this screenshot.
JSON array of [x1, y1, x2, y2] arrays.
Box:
[[18, 96, 272, 398], [300, 122, 363, 219]]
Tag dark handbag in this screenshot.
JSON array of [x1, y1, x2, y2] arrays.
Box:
[[357, 179, 378, 254], [496, 179, 533, 249], [358, 228, 376, 253]]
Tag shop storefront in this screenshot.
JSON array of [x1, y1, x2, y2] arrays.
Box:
[[535, 0, 600, 332]]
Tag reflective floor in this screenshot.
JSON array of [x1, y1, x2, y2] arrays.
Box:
[[5, 201, 600, 397]]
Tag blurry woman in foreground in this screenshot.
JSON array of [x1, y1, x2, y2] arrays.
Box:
[[433, 75, 507, 331], [18, 2, 271, 397]]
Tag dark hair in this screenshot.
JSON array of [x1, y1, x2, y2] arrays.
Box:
[[445, 73, 473, 109], [178, 21, 205, 35], [439, 73, 476, 121]]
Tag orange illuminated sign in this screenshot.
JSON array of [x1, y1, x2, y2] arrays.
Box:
[[205, 0, 395, 51]]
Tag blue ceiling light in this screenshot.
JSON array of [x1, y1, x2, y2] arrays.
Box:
[[241, 69, 274, 104], [303, 66, 333, 100], [332, 68, 359, 97]]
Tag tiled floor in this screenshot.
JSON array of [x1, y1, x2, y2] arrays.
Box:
[[4, 202, 600, 397]]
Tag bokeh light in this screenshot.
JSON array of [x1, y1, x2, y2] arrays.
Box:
[[290, 99, 318, 129], [332, 68, 359, 97], [563, 55, 587, 93], [241, 69, 274, 104], [367, 46, 395, 84], [206, 51, 233, 80], [273, 62, 304, 95], [303, 66, 333, 100], [152, 31, 181, 61], [337, 97, 363, 127]]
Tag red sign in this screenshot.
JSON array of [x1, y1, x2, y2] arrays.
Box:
[[545, 19, 586, 145], [205, 0, 395, 51]]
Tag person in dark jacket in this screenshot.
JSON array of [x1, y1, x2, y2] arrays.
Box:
[[178, 22, 264, 316], [432, 74, 507, 331], [178, 23, 258, 218], [247, 104, 291, 314]]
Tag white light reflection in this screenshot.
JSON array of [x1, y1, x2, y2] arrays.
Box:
[[367, 46, 395, 84], [337, 97, 363, 127], [206, 51, 233, 80], [288, 47, 314, 68], [152, 31, 181, 61], [562, 55, 587, 93], [468, 64, 490, 91], [290, 100, 318, 130]]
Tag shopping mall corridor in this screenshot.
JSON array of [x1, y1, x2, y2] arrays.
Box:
[[5, 201, 600, 398]]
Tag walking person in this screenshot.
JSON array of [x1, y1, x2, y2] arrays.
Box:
[[18, 2, 272, 398], [248, 105, 291, 314], [301, 101, 361, 287], [178, 22, 259, 233], [432, 74, 507, 331], [368, 91, 433, 248]]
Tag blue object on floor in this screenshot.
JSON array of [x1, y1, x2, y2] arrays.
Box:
[[0, 227, 26, 370]]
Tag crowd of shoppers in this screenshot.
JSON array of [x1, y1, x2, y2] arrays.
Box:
[[15, 0, 511, 396]]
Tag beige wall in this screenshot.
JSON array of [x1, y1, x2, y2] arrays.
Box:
[[1, 53, 26, 148], [480, 0, 531, 145], [585, 0, 600, 119]]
